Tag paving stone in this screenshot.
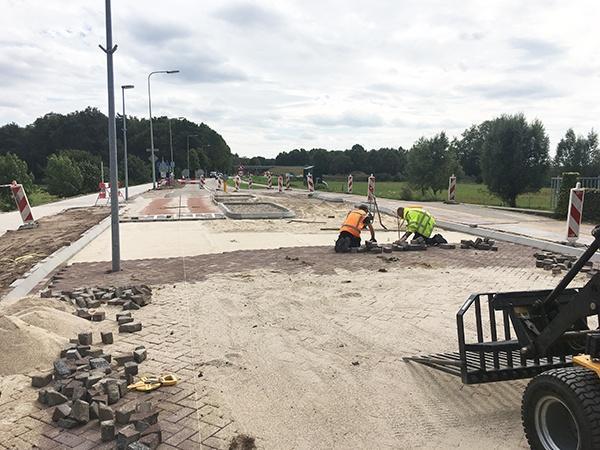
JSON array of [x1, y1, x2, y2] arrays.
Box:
[[101, 331, 114, 344], [63, 380, 84, 398], [90, 402, 100, 420], [118, 316, 135, 325], [133, 348, 147, 363], [90, 310, 106, 321], [123, 301, 141, 311], [31, 371, 53, 388], [119, 322, 143, 333], [86, 373, 103, 388], [117, 424, 140, 450], [439, 243, 456, 250], [106, 381, 121, 405], [131, 410, 159, 432], [124, 361, 139, 376], [57, 418, 79, 429], [91, 394, 109, 405], [86, 299, 101, 308], [128, 442, 150, 450], [117, 379, 128, 397], [86, 348, 103, 358], [116, 404, 135, 425], [46, 388, 69, 406], [116, 312, 132, 320], [78, 332, 93, 346], [114, 353, 135, 366], [70, 399, 90, 424], [54, 358, 72, 378], [52, 404, 72, 422], [90, 357, 111, 371], [98, 404, 115, 421], [100, 420, 116, 442], [76, 345, 91, 356]]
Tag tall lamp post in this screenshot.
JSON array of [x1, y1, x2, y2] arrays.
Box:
[[147, 69, 179, 189], [121, 84, 134, 200], [186, 134, 198, 178], [100, 0, 120, 272]]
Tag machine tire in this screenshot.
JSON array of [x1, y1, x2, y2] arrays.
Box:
[[522, 367, 600, 450]]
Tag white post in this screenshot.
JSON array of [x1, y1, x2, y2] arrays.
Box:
[[566, 182, 585, 244]]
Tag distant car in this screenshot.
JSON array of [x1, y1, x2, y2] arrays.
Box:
[[209, 171, 217, 178]]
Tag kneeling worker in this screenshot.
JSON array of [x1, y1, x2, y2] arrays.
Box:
[[335, 204, 376, 252], [396, 206, 446, 246]]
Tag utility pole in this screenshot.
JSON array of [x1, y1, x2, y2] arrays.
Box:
[[100, 0, 120, 272], [187, 134, 198, 178], [169, 118, 174, 177]]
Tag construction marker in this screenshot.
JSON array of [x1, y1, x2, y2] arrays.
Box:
[[9, 181, 34, 225], [447, 174, 457, 203], [347, 174, 353, 194], [278, 175, 283, 192], [307, 173, 314, 192], [267, 171, 273, 189], [285, 174, 291, 190], [248, 175, 253, 189], [566, 182, 585, 244], [234, 175, 241, 192], [367, 174, 375, 202]]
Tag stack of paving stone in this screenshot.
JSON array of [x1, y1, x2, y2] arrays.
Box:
[[32, 332, 161, 449], [533, 251, 596, 276], [460, 237, 498, 251], [42, 285, 152, 324]]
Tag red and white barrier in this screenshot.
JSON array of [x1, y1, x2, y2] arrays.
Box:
[[200, 175, 206, 187], [448, 174, 457, 203], [278, 175, 283, 192], [307, 173, 314, 192], [267, 171, 273, 189], [234, 175, 241, 192], [285, 174, 291, 190], [217, 176, 223, 191], [347, 174, 353, 194], [95, 182, 124, 205], [367, 174, 375, 202], [566, 182, 585, 243], [9, 181, 34, 225], [248, 175, 253, 190]]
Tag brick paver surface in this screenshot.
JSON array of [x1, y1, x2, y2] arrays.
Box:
[[1, 242, 578, 448]]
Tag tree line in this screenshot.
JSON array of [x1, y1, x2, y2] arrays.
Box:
[[242, 113, 600, 207], [0, 107, 233, 199]]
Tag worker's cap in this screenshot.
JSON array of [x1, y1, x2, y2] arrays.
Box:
[[356, 204, 369, 212]]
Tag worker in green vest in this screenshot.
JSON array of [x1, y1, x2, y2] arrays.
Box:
[[395, 206, 447, 246]]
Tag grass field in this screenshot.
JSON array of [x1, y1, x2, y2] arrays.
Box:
[[226, 176, 553, 210]]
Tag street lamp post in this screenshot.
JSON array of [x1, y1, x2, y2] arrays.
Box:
[[147, 69, 179, 189], [121, 84, 134, 200], [168, 118, 174, 177], [100, 0, 120, 272], [187, 134, 198, 178]]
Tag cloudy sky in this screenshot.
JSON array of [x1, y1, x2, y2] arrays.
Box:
[[2, 0, 600, 157]]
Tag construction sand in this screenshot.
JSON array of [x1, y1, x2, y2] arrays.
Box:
[[156, 265, 558, 449], [0, 297, 106, 375]]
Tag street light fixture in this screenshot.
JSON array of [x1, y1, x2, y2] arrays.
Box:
[[187, 134, 198, 178], [147, 69, 179, 189], [121, 84, 134, 200]]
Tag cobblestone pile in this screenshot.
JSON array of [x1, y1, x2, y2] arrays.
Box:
[[534, 251, 597, 276], [32, 332, 161, 449], [460, 237, 498, 251]]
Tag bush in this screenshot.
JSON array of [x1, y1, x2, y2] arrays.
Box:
[[0, 153, 34, 211], [46, 154, 83, 197], [400, 186, 413, 201], [555, 172, 579, 218], [583, 189, 600, 222]]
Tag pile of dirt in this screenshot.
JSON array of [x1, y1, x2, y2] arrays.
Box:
[[0, 206, 109, 296], [0, 297, 99, 375]]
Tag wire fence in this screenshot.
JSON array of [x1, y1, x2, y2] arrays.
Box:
[[550, 176, 600, 209]]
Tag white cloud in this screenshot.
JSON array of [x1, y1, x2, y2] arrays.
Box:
[[1, 0, 600, 157]]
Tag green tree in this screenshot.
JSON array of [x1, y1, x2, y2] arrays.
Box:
[[0, 153, 34, 210], [481, 114, 550, 207], [46, 154, 83, 197], [554, 128, 598, 175], [407, 132, 457, 195], [59, 149, 102, 193], [452, 122, 490, 182], [127, 154, 151, 184]]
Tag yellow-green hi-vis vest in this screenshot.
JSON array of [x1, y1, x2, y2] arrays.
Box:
[[404, 208, 435, 238]]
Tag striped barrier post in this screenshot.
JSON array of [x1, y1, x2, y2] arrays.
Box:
[[307, 173, 314, 192], [248, 174, 253, 190], [347, 174, 353, 194], [9, 181, 35, 225], [285, 174, 291, 190], [234, 175, 241, 192], [95, 182, 108, 206], [278, 175, 283, 192], [447, 174, 457, 203], [267, 171, 273, 189], [566, 182, 585, 244], [200, 175, 205, 188], [217, 176, 222, 191], [367, 174, 375, 202]]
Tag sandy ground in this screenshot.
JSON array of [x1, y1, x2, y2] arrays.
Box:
[[0, 207, 109, 296], [157, 265, 562, 449]]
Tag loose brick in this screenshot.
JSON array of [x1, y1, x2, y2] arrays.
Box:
[[124, 361, 139, 376], [101, 331, 114, 344], [100, 420, 116, 442], [119, 322, 143, 333], [117, 424, 140, 450], [78, 332, 93, 346], [31, 371, 53, 388], [52, 404, 71, 422]]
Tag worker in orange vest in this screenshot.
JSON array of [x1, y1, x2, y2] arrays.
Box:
[[335, 204, 376, 253]]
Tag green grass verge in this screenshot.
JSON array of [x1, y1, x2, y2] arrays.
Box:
[[229, 176, 552, 210]]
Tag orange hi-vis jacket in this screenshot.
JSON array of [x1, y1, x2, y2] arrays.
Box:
[[340, 209, 367, 238]]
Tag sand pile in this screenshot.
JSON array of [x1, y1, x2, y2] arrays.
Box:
[[0, 297, 98, 375]]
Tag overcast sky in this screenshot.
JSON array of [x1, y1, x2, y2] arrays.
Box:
[[2, 0, 600, 157]]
